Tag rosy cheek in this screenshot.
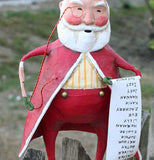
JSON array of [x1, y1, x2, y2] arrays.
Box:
[[95, 16, 108, 26], [64, 14, 82, 25]]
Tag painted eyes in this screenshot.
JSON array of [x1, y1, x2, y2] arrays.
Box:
[[69, 6, 107, 18], [71, 7, 83, 17], [97, 9, 102, 13], [77, 7, 82, 10]]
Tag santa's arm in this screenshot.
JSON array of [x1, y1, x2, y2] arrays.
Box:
[[19, 44, 51, 98], [115, 54, 142, 77]]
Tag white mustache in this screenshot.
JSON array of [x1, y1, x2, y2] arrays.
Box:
[[62, 18, 110, 32]]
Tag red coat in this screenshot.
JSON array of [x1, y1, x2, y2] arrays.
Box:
[[19, 39, 141, 157]]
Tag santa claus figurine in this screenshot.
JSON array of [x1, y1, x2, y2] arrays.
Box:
[[18, 0, 141, 160]]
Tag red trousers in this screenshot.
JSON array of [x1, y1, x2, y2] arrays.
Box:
[[41, 87, 111, 160]]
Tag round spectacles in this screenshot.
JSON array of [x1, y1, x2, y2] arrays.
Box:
[[67, 6, 107, 18], [70, 6, 83, 18]]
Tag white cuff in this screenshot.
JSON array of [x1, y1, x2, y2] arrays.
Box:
[[19, 61, 24, 68]]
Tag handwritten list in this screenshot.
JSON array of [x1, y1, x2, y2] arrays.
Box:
[[106, 76, 142, 160]]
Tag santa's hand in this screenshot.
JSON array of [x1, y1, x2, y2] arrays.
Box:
[[23, 97, 34, 111], [134, 69, 142, 77], [103, 77, 113, 85]]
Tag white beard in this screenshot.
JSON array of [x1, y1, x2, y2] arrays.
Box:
[[57, 1, 111, 53]]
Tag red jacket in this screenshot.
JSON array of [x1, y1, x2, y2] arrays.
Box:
[[19, 39, 141, 157]]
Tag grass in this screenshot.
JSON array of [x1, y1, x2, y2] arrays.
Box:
[[110, 6, 148, 31], [0, 37, 8, 46], [9, 105, 21, 110], [149, 0, 154, 9], [141, 83, 154, 98], [17, 114, 26, 120], [0, 9, 59, 92], [149, 39, 154, 50], [0, 9, 59, 51]]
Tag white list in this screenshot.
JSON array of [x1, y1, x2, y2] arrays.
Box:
[[106, 76, 142, 160]]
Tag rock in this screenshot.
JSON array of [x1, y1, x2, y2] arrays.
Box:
[[22, 148, 45, 160], [62, 137, 91, 160], [147, 102, 154, 160]]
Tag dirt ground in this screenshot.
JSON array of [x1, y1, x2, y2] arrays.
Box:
[[0, 1, 154, 160]]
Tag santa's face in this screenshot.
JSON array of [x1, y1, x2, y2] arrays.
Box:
[[63, 0, 109, 26], [57, 0, 111, 52]]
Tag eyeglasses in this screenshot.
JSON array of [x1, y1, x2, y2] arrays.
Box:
[[66, 6, 107, 18]]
